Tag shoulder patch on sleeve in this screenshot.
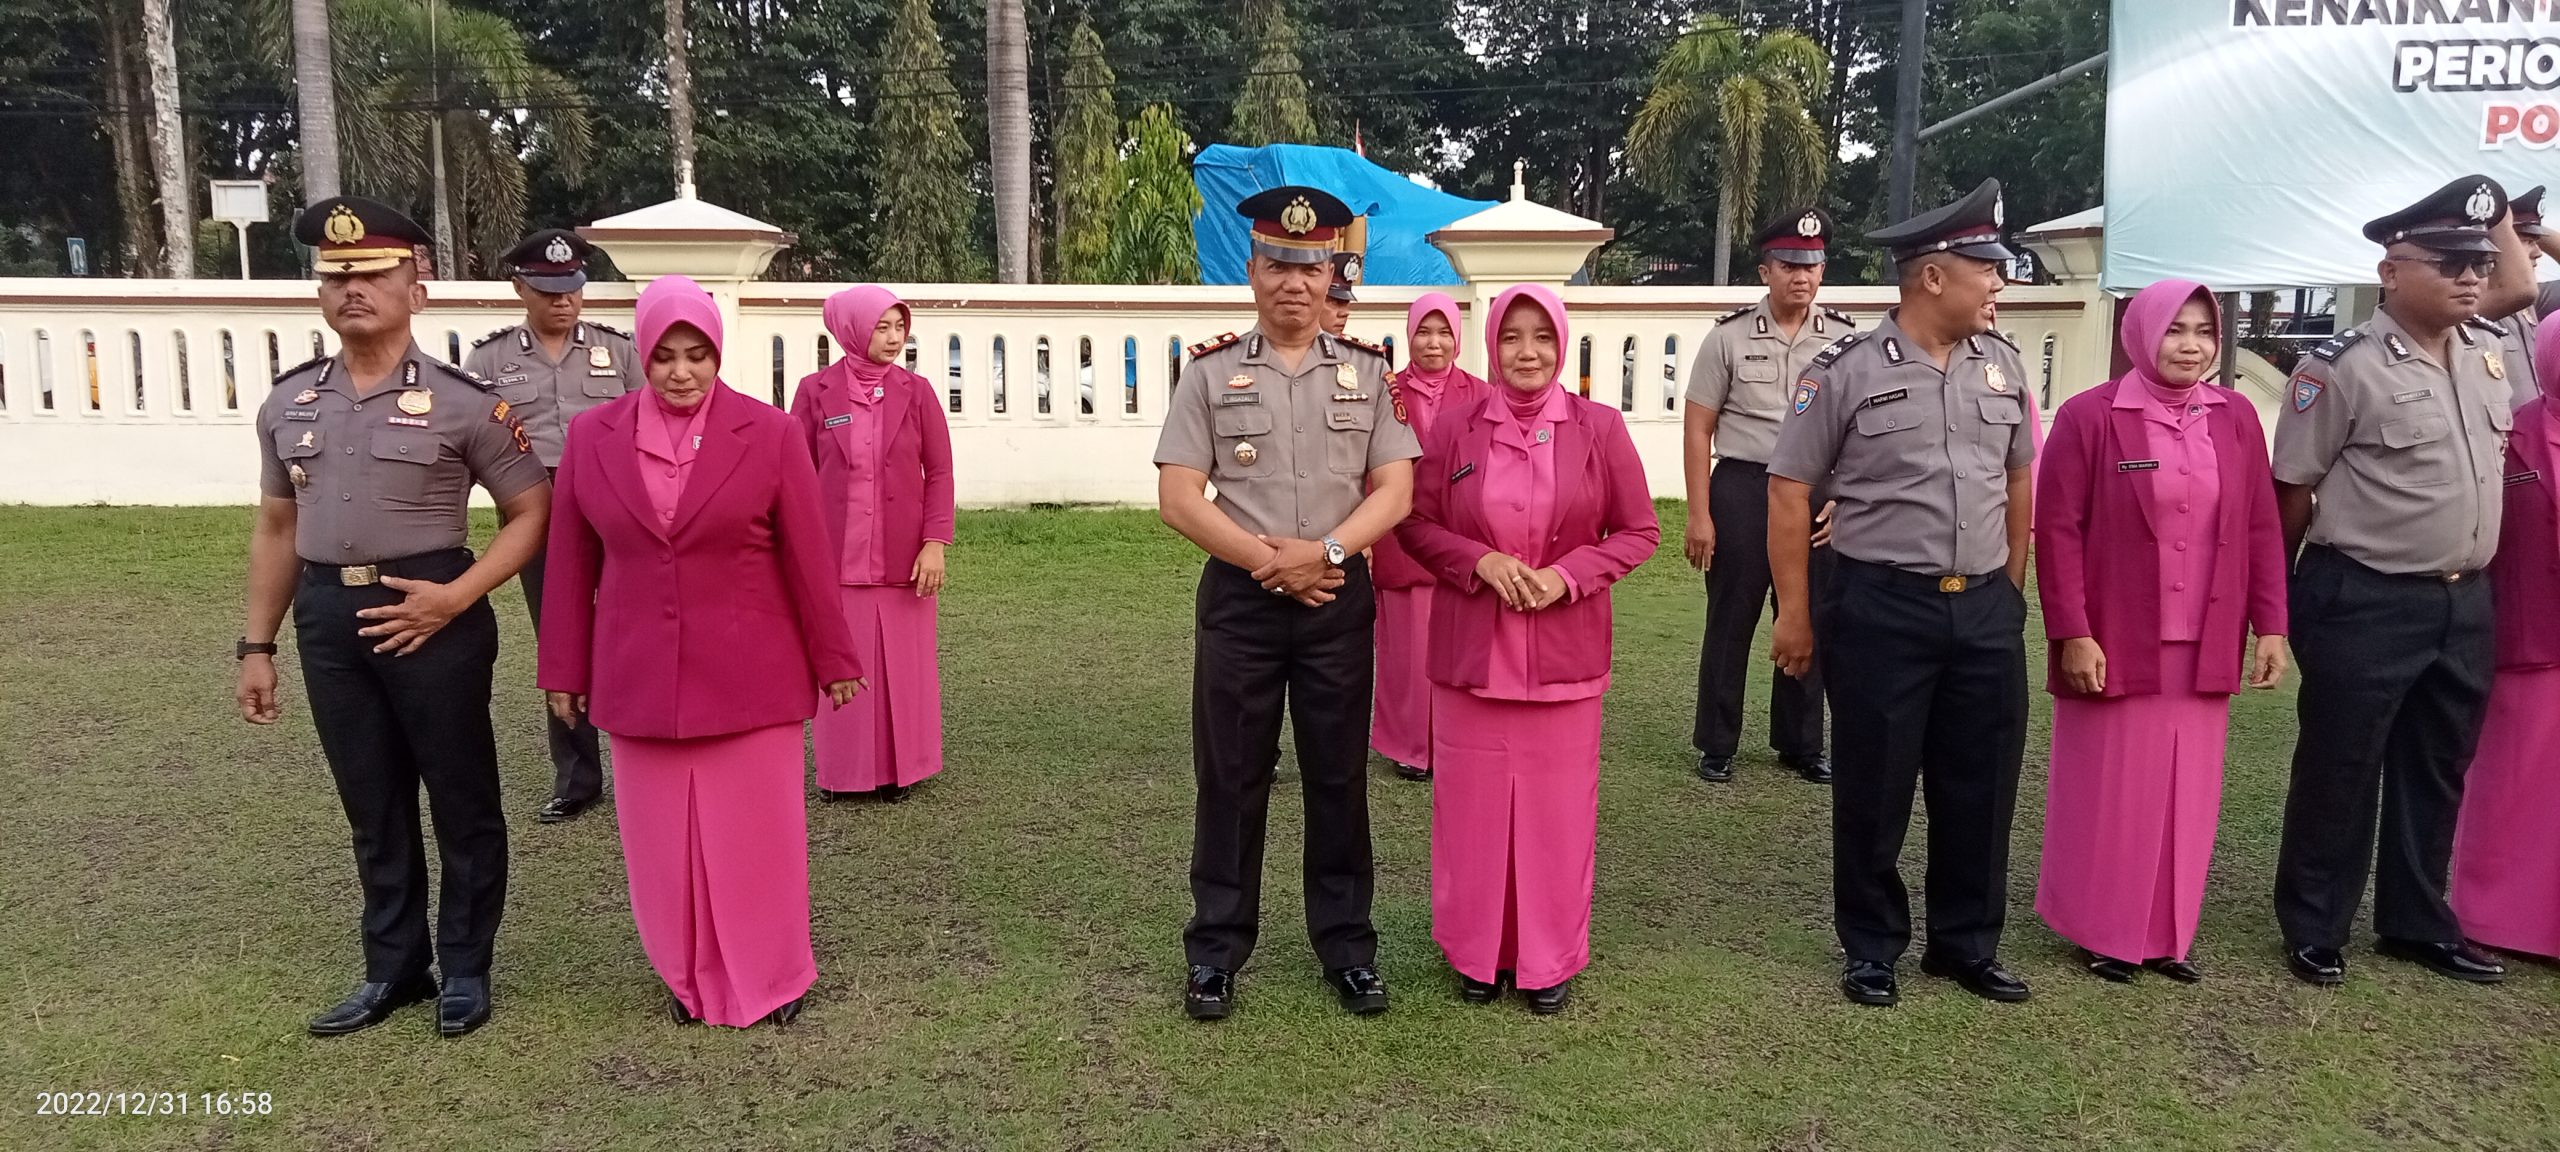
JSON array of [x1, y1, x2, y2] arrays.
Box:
[[2308, 328, 2368, 363], [425, 358, 497, 391], [1714, 304, 1757, 326], [1810, 331, 1868, 368], [1187, 331, 1241, 358], [471, 326, 514, 348]]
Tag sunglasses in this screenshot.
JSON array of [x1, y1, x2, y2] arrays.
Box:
[[2387, 254, 2497, 279]]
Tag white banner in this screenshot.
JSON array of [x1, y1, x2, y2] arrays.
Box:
[[2106, 0, 2560, 292]]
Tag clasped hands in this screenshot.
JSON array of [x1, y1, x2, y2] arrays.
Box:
[[1253, 536, 1346, 605], [1475, 552, 1568, 612], [546, 677, 865, 726]]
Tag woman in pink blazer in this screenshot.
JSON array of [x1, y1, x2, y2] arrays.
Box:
[[538, 275, 863, 1028], [791, 286, 957, 803], [2032, 279, 2289, 985], [2451, 318, 2560, 960], [1371, 292, 1488, 782], [1397, 284, 1659, 1014]]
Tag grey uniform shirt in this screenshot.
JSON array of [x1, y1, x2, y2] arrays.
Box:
[[1153, 329, 1422, 540], [461, 322, 643, 467], [257, 343, 550, 564], [2492, 311, 2538, 410], [1684, 299, 1857, 465], [2272, 309, 2510, 574], [1768, 312, 2036, 575]]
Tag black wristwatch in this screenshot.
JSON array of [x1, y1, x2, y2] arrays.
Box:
[[236, 638, 279, 661]]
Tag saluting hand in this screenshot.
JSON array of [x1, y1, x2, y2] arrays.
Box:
[[356, 576, 466, 655], [2060, 637, 2107, 694], [912, 541, 948, 598], [236, 656, 281, 725], [546, 690, 588, 726], [826, 679, 865, 708], [1771, 613, 1814, 680], [2248, 635, 2291, 690], [1811, 500, 1838, 550]]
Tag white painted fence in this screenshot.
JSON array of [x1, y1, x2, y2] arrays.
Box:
[[0, 278, 2101, 506]]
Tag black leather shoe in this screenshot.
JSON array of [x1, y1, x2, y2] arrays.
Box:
[[2285, 944, 2345, 986], [1780, 753, 1833, 784], [1325, 966, 1390, 1015], [668, 993, 698, 1024], [436, 975, 490, 1037], [2377, 937, 2505, 984], [1392, 762, 1433, 782], [1697, 755, 1734, 783], [763, 996, 805, 1026], [1457, 972, 1500, 1004], [536, 795, 592, 824], [2144, 958, 2203, 984], [1184, 965, 1235, 1021], [307, 974, 437, 1036], [2082, 949, 2140, 984], [1921, 955, 2031, 1002], [878, 784, 911, 804], [1523, 979, 1572, 1015], [1840, 959, 1898, 1006]]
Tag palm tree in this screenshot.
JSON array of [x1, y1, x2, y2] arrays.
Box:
[[1627, 15, 1829, 285], [291, 0, 340, 201], [314, 0, 592, 274], [985, 0, 1031, 282], [137, 0, 192, 276], [664, 0, 695, 196]]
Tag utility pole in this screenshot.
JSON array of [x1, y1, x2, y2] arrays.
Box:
[[1888, 0, 1927, 223]]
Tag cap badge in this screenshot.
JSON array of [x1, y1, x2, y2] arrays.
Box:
[[1341, 253, 1363, 283], [2467, 184, 2497, 224], [543, 236, 575, 264], [1280, 196, 1317, 236], [1796, 212, 1822, 238], [1235, 440, 1260, 466], [323, 205, 365, 245], [1991, 193, 2005, 228], [398, 390, 433, 416]]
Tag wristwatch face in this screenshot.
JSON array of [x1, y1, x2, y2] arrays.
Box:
[[1325, 540, 1346, 565]]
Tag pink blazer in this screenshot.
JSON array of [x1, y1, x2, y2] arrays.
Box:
[[788, 364, 957, 578], [2033, 378, 2287, 698], [1372, 368, 1488, 590], [2491, 401, 2560, 670], [538, 385, 863, 739], [1397, 394, 1660, 688]]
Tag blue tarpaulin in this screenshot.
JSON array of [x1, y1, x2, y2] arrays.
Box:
[[1191, 143, 1492, 286]]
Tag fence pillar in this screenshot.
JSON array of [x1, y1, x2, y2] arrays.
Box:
[[2016, 210, 2115, 410], [580, 197, 794, 341], [1427, 166, 1614, 380]]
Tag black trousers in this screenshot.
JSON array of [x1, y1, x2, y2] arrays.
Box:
[[518, 544, 605, 803], [1184, 555, 1379, 971], [2274, 545, 2494, 950], [1692, 459, 1829, 760], [294, 549, 508, 981], [1821, 558, 2027, 965]]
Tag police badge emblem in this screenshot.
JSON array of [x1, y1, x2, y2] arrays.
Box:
[[1792, 378, 1819, 415], [544, 236, 576, 264], [397, 390, 432, 415], [2293, 376, 2323, 412]]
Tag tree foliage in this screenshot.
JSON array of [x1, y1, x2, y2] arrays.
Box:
[[1626, 15, 1829, 284], [1227, 0, 1316, 146], [869, 0, 984, 281], [1104, 103, 1198, 285], [1051, 14, 1118, 284]]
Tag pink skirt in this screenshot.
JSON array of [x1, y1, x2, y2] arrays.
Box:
[[2035, 641, 2231, 963], [1372, 585, 1436, 768], [813, 585, 945, 791], [610, 722, 815, 1027], [1429, 685, 1604, 989], [2452, 666, 2560, 959]]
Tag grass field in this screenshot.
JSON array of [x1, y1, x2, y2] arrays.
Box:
[[2, 504, 2555, 1151]]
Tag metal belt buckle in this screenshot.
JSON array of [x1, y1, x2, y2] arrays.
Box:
[[339, 565, 381, 587], [2442, 571, 2465, 584], [1937, 575, 1969, 594]]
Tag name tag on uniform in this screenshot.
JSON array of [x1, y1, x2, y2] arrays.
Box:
[[283, 409, 319, 421], [497, 374, 531, 387], [1861, 388, 1909, 409], [1327, 410, 1362, 428], [1743, 353, 1771, 362], [2118, 459, 2161, 472], [1450, 462, 1477, 484], [589, 369, 620, 377], [2509, 470, 2541, 486], [1217, 393, 1261, 406], [823, 413, 854, 429], [387, 415, 430, 428], [2393, 388, 2435, 404]]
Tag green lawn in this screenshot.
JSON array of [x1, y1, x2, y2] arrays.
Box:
[[2, 505, 2554, 1151]]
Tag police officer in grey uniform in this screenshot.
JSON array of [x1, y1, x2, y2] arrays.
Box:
[[1322, 250, 1361, 338], [1767, 179, 2037, 1007], [1155, 186, 1421, 1022], [233, 197, 551, 1038], [1684, 207, 1854, 785], [2487, 186, 2548, 406], [462, 229, 642, 824], [2272, 176, 2516, 988]]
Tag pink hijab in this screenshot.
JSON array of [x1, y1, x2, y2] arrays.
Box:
[[635, 275, 726, 373], [1485, 284, 1570, 392], [819, 284, 909, 395], [1401, 292, 1466, 393], [2114, 278, 2220, 394]]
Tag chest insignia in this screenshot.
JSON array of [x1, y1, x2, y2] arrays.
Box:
[[397, 390, 433, 416], [1234, 441, 1259, 466], [1985, 364, 2009, 393], [293, 389, 319, 404]]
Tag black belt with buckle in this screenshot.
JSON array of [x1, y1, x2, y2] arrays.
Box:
[[1841, 557, 2002, 594], [300, 548, 472, 588], [2306, 545, 2479, 587]]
